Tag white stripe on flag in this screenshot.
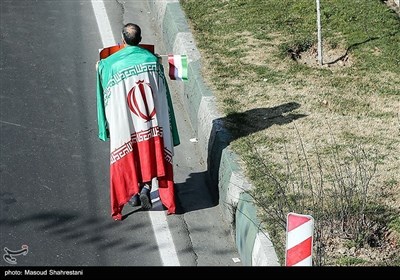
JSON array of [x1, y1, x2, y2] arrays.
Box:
[[168, 55, 188, 80]]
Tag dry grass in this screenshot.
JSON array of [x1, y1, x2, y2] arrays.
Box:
[[181, 0, 400, 265]]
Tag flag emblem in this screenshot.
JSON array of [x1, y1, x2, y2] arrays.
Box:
[[168, 54, 188, 81], [127, 80, 156, 122]]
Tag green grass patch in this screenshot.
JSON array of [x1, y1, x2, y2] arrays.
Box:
[[336, 256, 367, 266]]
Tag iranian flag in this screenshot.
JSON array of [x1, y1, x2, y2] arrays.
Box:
[[168, 54, 188, 81]]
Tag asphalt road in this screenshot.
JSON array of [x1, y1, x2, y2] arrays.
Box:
[[0, 0, 241, 267]]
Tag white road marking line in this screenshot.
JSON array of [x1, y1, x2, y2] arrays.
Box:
[[91, 0, 180, 266], [91, 0, 115, 47], [0, 120, 23, 127], [150, 189, 180, 266]]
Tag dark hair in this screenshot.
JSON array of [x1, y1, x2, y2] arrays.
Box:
[[122, 23, 142, 46]]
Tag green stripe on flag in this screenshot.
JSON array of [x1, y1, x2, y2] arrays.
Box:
[[181, 55, 188, 80]]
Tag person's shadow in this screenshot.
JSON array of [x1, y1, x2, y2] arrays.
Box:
[[175, 102, 307, 213]]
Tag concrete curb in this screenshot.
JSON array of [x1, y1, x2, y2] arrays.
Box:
[[148, 0, 280, 266]]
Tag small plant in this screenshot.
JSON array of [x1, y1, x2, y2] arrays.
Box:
[[337, 256, 366, 266], [243, 127, 398, 266]]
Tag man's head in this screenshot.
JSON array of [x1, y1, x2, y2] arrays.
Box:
[[122, 23, 142, 46]]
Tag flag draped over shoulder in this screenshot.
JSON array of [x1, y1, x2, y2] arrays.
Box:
[[99, 44, 155, 59], [96, 45, 180, 220], [168, 54, 188, 81]]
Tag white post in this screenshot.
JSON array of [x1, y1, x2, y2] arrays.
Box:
[[316, 0, 323, 65]]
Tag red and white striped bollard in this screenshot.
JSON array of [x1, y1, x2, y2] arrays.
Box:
[[285, 212, 314, 266]]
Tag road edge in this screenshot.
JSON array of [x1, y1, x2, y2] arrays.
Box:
[[148, 0, 280, 266]]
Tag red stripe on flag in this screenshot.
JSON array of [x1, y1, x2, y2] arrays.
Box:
[[168, 55, 176, 80], [287, 213, 311, 231], [285, 237, 312, 266]]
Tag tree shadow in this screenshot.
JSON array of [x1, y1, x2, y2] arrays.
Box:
[[205, 102, 307, 204], [174, 102, 306, 213], [324, 30, 398, 65], [325, 37, 379, 65], [0, 209, 149, 261]]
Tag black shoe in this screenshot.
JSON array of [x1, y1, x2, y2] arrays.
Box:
[[128, 194, 141, 207], [140, 188, 152, 210]]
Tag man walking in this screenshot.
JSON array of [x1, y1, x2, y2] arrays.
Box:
[[96, 23, 180, 221]]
